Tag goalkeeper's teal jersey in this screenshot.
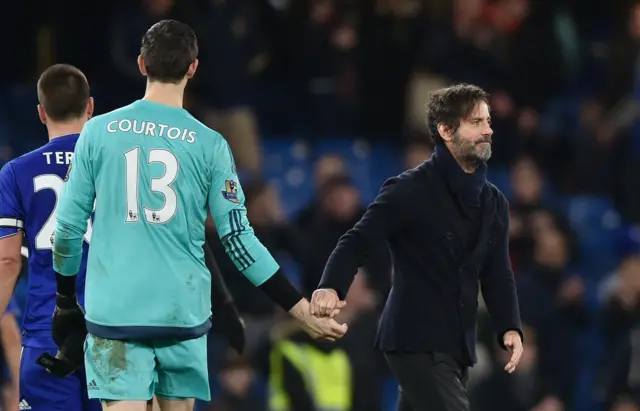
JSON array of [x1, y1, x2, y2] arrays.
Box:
[[52, 100, 279, 340]]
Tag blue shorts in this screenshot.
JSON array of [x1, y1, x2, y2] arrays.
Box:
[[20, 346, 102, 411]]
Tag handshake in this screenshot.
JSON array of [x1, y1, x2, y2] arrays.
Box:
[[293, 288, 348, 341]]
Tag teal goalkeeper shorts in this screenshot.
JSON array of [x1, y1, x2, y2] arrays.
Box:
[[84, 333, 210, 401]]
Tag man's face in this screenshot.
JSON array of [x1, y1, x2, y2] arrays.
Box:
[[450, 101, 493, 163]]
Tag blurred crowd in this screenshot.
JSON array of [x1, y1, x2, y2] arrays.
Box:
[[3, 0, 640, 411]]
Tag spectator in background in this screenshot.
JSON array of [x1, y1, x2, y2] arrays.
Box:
[[295, 154, 350, 231], [108, 0, 180, 106], [285, 0, 363, 136], [484, 91, 519, 168], [265, 314, 354, 411], [471, 326, 541, 411], [295, 154, 391, 302], [299, 175, 365, 295], [600, 1, 640, 110], [191, 0, 269, 175], [517, 227, 590, 408], [358, 0, 429, 137], [244, 179, 306, 269], [208, 351, 264, 411], [335, 269, 385, 411], [263, 268, 379, 411], [599, 235, 640, 411], [563, 99, 628, 196], [501, 0, 573, 109], [508, 157, 576, 269], [402, 140, 433, 169]]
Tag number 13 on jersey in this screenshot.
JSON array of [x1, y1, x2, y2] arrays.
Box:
[[124, 147, 179, 224]]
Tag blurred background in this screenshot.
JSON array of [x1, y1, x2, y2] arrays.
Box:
[[4, 0, 640, 410]]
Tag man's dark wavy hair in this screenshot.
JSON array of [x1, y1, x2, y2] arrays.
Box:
[[425, 84, 490, 145]]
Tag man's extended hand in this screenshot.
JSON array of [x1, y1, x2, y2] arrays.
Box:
[[310, 288, 347, 317], [290, 299, 348, 341], [213, 300, 246, 354], [300, 311, 348, 341], [503, 330, 523, 373]]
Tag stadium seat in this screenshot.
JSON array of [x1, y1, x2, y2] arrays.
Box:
[[563, 195, 621, 276], [262, 139, 315, 218], [313, 138, 374, 202], [486, 168, 512, 200], [369, 141, 402, 201]]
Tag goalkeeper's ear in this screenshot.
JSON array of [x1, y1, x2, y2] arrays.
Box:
[[186, 59, 199, 79]]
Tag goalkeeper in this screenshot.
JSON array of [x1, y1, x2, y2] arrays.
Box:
[[51, 19, 347, 411]]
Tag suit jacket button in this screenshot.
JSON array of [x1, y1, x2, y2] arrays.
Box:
[[446, 232, 453, 240], [459, 301, 464, 307]]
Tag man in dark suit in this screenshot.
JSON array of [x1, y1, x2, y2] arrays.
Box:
[[309, 84, 524, 411]]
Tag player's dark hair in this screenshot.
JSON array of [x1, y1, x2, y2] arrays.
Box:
[[37, 64, 90, 122], [141, 19, 198, 84], [425, 84, 490, 145]]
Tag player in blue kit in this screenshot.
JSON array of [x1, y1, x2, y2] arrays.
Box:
[[50, 20, 347, 411], [0, 64, 101, 411]]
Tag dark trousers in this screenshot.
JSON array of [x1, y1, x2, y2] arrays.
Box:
[[385, 352, 470, 411]]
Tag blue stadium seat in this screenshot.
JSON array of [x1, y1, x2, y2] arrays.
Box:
[[262, 138, 311, 175], [563, 195, 621, 276], [486, 168, 512, 200], [369, 141, 402, 201], [262, 139, 314, 218], [313, 138, 374, 202]]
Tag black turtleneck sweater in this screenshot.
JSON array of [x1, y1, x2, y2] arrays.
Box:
[[319, 144, 522, 366]]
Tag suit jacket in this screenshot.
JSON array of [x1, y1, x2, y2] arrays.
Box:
[[319, 153, 523, 366]]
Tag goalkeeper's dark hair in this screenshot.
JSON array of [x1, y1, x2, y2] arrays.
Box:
[[141, 19, 198, 84], [425, 83, 489, 145], [37, 64, 90, 122]]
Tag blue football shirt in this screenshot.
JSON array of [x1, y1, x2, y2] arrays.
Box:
[[0, 134, 91, 347]]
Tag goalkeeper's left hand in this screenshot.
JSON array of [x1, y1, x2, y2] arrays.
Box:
[[51, 294, 87, 349], [214, 300, 245, 354], [36, 339, 85, 378], [38, 294, 87, 377]]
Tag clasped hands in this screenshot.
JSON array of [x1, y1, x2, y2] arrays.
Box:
[[300, 288, 348, 341]]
